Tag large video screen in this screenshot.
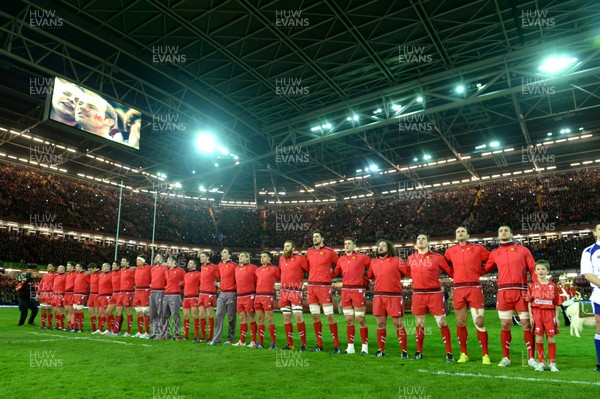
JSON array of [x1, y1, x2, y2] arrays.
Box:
[[47, 77, 141, 150]]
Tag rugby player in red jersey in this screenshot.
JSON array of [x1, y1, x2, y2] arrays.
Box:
[[133, 255, 152, 338], [94, 263, 113, 334], [444, 226, 491, 364], [210, 248, 237, 345], [305, 230, 341, 353], [525, 260, 562, 372], [198, 252, 219, 343], [64, 261, 77, 331], [87, 263, 100, 332], [483, 225, 537, 367], [163, 255, 186, 340], [104, 262, 121, 335], [233, 252, 258, 347], [72, 263, 90, 333], [407, 234, 455, 361], [331, 237, 371, 355], [366, 239, 410, 358], [51, 265, 66, 330], [150, 254, 168, 339], [182, 259, 201, 341], [39, 264, 56, 329], [254, 251, 281, 349], [114, 257, 135, 336], [279, 240, 309, 351]]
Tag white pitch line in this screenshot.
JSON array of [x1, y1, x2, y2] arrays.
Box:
[[28, 332, 152, 347], [417, 369, 600, 386]]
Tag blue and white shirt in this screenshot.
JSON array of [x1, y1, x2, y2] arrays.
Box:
[[581, 240, 600, 303]]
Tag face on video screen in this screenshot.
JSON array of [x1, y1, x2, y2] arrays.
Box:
[[48, 76, 141, 150], [50, 77, 84, 126]]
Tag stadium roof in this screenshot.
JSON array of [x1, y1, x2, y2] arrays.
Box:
[[1, 0, 600, 203]]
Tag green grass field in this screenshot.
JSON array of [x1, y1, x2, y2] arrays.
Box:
[[1, 308, 598, 399]]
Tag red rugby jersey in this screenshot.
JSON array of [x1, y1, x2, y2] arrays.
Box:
[[150, 265, 167, 289], [483, 242, 537, 288], [183, 270, 201, 297], [217, 260, 237, 292], [444, 243, 490, 284], [111, 270, 122, 292], [98, 272, 113, 295], [119, 267, 135, 292], [279, 254, 308, 290], [90, 272, 99, 294], [165, 267, 186, 294], [200, 263, 220, 294], [332, 252, 371, 287], [255, 264, 281, 295], [367, 256, 409, 293], [235, 264, 258, 295], [40, 272, 55, 292], [134, 264, 152, 289], [52, 273, 66, 294], [407, 251, 453, 291], [525, 281, 563, 309], [65, 271, 76, 292], [306, 246, 339, 284], [73, 272, 90, 294]]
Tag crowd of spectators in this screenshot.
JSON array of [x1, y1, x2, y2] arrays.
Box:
[[0, 163, 598, 249]]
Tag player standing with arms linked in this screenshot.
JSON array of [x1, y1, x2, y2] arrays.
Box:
[[482, 225, 537, 368], [367, 239, 410, 358], [444, 226, 491, 364], [305, 230, 341, 354], [232, 252, 258, 347], [278, 240, 309, 351], [407, 234, 454, 361], [331, 237, 371, 355]]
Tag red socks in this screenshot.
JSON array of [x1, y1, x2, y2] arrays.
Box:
[[477, 330, 489, 356], [329, 322, 340, 347], [377, 328, 386, 351], [314, 321, 323, 347], [298, 322, 307, 345], [285, 323, 294, 346], [501, 329, 512, 358], [347, 325, 355, 344]]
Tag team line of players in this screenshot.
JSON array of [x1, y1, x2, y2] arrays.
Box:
[[35, 226, 593, 371]]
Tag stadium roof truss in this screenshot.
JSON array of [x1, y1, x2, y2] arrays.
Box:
[[0, 0, 599, 203]]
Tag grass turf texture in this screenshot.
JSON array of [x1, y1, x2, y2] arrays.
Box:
[[1, 308, 598, 399]]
